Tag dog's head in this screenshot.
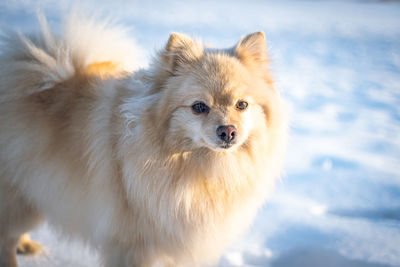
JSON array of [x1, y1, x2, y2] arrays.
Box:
[[148, 32, 283, 153]]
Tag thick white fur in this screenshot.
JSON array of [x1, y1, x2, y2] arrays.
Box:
[[0, 15, 287, 267]]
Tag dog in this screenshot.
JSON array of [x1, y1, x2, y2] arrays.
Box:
[[0, 14, 287, 267]]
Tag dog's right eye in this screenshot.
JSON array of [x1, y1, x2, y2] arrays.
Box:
[[191, 102, 210, 114]]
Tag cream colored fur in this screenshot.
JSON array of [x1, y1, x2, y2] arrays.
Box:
[[0, 15, 287, 267]]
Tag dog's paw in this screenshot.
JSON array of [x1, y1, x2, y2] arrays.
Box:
[[16, 234, 42, 255]]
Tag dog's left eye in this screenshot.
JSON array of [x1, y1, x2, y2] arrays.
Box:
[[236, 100, 248, 111], [192, 102, 210, 114]]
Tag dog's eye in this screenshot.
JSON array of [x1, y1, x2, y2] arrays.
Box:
[[192, 102, 210, 114], [236, 100, 248, 111]]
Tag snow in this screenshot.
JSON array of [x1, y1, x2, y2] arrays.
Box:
[[1, 0, 399, 266]]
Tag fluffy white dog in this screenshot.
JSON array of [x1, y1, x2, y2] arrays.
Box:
[[0, 15, 287, 267]]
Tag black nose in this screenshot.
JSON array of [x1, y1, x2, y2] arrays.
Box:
[[216, 125, 237, 143]]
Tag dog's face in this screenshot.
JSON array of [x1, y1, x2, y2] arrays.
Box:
[[165, 58, 261, 152], [155, 32, 276, 152]]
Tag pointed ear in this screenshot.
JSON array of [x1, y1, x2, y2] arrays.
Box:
[[235, 32, 268, 66], [163, 33, 203, 73]]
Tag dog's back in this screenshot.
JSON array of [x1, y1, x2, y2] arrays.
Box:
[[0, 15, 143, 267]]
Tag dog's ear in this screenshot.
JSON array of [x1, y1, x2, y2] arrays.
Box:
[[235, 32, 268, 67], [235, 32, 273, 85], [164, 33, 203, 73]]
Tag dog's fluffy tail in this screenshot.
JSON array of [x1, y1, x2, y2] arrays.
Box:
[[0, 13, 145, 101]]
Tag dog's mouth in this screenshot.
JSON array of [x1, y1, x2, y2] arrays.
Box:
[[212, 139, 240, 151], [201, 136, 240, 152], [219, 141, 235, 149]]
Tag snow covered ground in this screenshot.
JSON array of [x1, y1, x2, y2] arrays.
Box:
[[1, 0, 399, 266]]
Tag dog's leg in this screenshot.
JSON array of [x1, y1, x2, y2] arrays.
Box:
[[16, 233, 42, 255], [103, 243, 136, 267], [0, 236, 18, 267], [103, 242, 154, 267], [103, 246, 127, 267], [0, 185, 43, 267]]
